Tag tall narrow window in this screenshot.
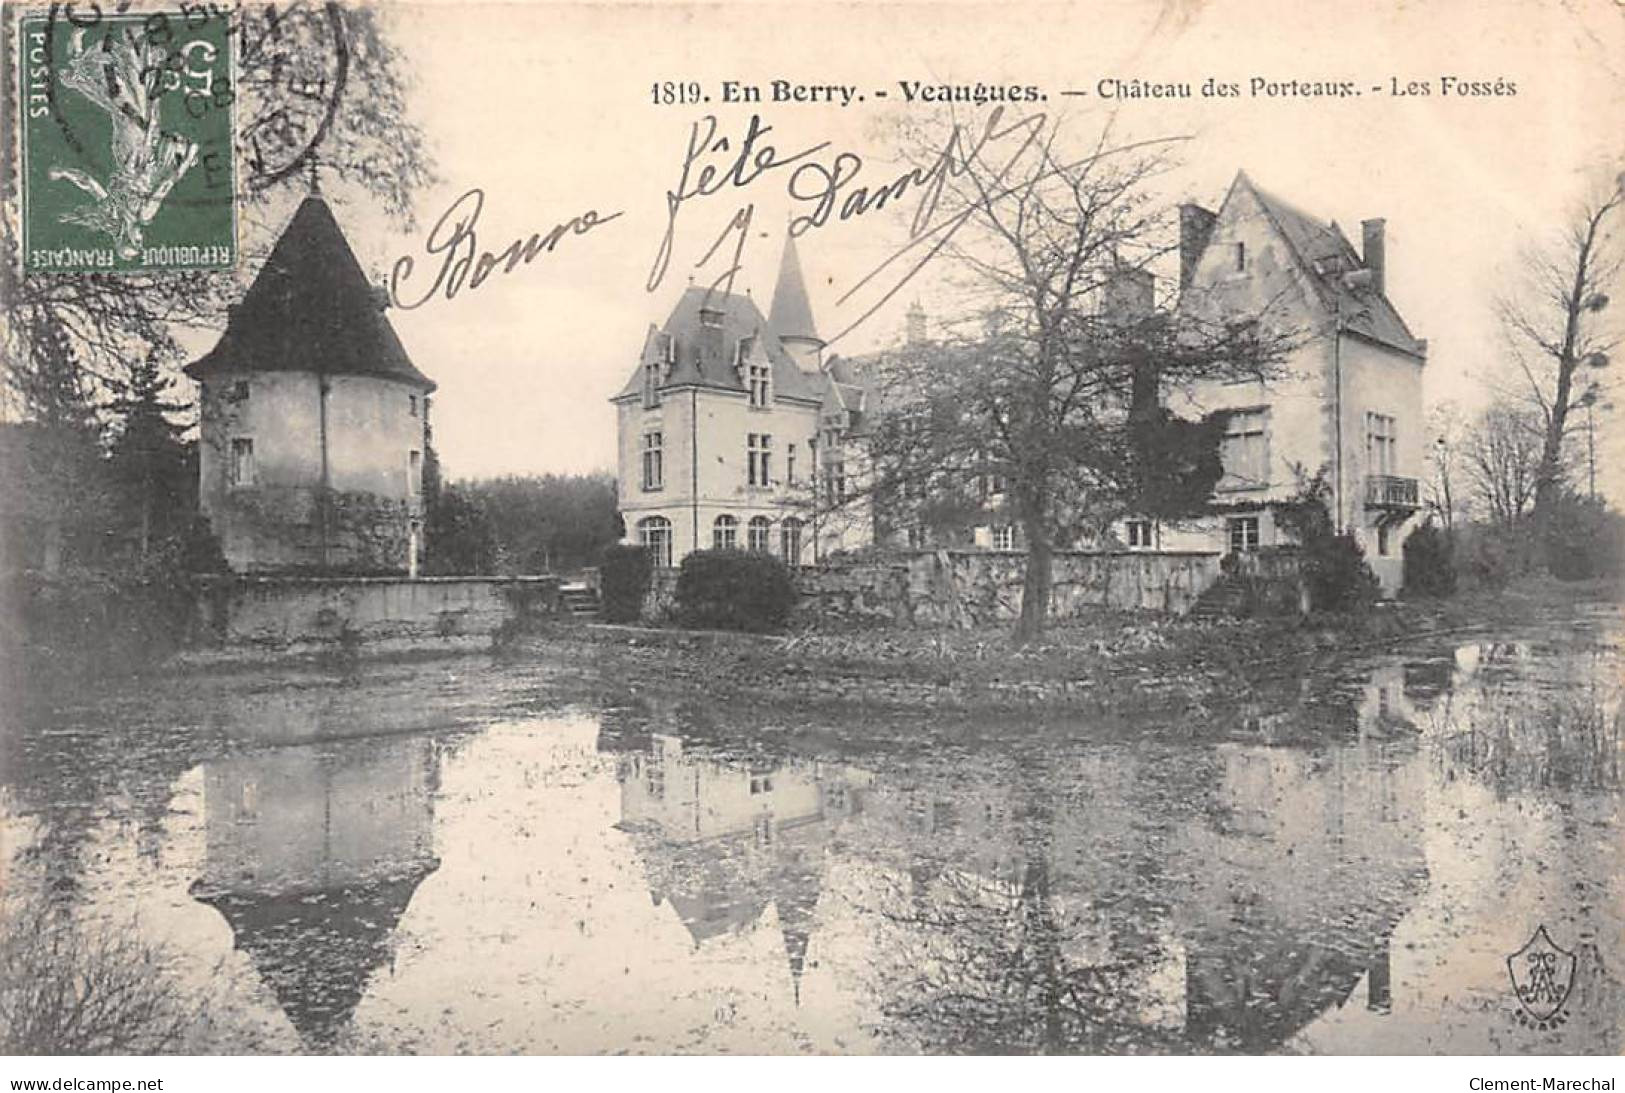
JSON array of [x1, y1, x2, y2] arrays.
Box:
[[642, 431, 664, 491], [748, 360, 771, 408], [747, 516, 771, 552], [1366, 412, 1397, 477], [786, 443, 797, 485], [1220, 409, 1270, 491], [780, 517, 803, 565], [408, 450, 422, 496], [1234, 242, 1246, 272], [713, 514, 738, 550], [229, 438, 255, 487], [637, 516, 672, 566], [409, 394, 418, 417], [747, 433, 772, 486]]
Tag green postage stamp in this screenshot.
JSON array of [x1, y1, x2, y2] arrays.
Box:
[[19, 9, 236, 273]]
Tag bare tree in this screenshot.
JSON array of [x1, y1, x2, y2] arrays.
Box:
[[843, 115, 1292, 643], [1463, 400, 1543, 528], [1498, 173, 1624, 539], [1424, 401, 1465, 528]]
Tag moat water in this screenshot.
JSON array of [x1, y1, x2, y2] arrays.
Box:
[[2, 605, 1620, 1053]]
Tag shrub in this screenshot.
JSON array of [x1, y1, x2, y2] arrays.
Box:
[[1541, 494, 1625, 581], [675, 549, 798, 632], [1302, 531, 1380, 612], [0, 895, 201, 1054], [599, 543, 654, 623], [1274, 471, 1381, 613], [1402, 523, 1458, 598]]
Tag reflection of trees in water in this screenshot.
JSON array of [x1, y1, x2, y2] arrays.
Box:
[[855, 742, 1426, 1053], [1427, 640, 1621, 794], [0, 692, 215, 904], [872, 844, 1188, 1053]]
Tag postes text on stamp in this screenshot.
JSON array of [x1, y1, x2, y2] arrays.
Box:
[[20, 8, 236, 274]]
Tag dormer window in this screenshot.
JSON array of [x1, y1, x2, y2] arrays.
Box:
[[748, 359, 770, 408]]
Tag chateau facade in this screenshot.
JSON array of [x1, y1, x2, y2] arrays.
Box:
[[612, 236, 876, 567]]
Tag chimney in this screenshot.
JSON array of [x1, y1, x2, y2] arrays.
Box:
[[1179, 203, 1218, 289], [1103, 267, 1155, 323], [905, 301, 927, 345], [696, 305, 726, 369], [1361, 218, 1386, 296]]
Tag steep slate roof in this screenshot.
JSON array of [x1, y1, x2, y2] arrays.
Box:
[[1225, 172, 1426, 360], [186, 195, 435, 390], [767, 232, 821, 344], [613, 287, 825, 402]]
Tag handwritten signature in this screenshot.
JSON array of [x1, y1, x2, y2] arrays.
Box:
[[649, 107, 1140, 344], [389, 188, 623, 310]]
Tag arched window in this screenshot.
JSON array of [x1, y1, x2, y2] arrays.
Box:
[[747, 516, 772, 552], [637, 516, 672, 567], [712, 514, 738, 550], [780, 517, 804, 565]]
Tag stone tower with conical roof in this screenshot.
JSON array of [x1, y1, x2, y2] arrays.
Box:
[[186, 194, 435, 574], [768, 233, 825, 372]]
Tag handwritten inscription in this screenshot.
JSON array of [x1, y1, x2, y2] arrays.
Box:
[[648, 106, 1147, 344], [390, 188, 622, 310]]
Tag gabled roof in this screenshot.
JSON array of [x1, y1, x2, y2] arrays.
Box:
[[186, 195, 435, 390], [1208, 172, 1426, 360], [613, 287, 825, 402], [768, 232, 821, 345]]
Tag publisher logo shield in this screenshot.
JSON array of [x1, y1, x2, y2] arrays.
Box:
[[1506, 925, 1576, 1023]]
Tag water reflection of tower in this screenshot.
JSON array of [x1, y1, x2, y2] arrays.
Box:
[[190, 735, 441, 1048], [616, 734, 871, 1004]]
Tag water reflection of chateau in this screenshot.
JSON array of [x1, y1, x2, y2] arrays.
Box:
[[618, 734, 872, 1001], [608, 671, 1432, 1051], [190, 735, 440, 1047]]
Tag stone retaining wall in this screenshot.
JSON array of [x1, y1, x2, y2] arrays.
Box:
[[189, 575, 563, 661], [644, 550, 1223, 627]]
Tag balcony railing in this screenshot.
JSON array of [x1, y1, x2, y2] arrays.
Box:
[[1365, 474, 1419, 509]]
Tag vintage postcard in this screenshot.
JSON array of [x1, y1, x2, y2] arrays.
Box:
[[1, 0, 1623, 1073]]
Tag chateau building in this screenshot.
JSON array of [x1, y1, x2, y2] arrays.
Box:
[[186, 191, 435, 575], [1138, 170, 1428, 593], [612, 235, 876, 567]]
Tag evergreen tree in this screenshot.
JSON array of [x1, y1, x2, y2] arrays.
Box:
[[107, 352, 192, 562]]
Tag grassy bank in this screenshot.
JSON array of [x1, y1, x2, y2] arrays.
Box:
[[510, 577, 1620, 723]]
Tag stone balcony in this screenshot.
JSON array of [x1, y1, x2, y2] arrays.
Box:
[[1364, 474, 1420, 510]]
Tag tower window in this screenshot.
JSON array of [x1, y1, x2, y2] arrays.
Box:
[[1235, 242, 1246, 272], [642, 431, 664, 491], [229, 438, 255, 487]]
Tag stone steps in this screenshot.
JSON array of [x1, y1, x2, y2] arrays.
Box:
[[560, 586, 601, 621]]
